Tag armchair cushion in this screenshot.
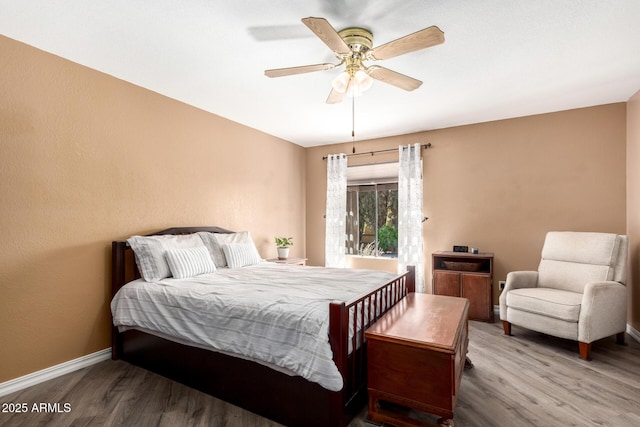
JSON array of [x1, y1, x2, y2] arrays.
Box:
[[506, 288, 582, 322], [537, 232, 626, 293], [538, 260, 611, 293], [541, 231, 623, 267]]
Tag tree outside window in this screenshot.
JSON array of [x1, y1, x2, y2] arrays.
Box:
[[346, 183, 398, 257]]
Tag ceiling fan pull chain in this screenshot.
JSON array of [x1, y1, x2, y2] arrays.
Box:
[[352, 95, 356, 153]]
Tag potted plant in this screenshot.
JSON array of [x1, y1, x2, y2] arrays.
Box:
[[275, 237, 293, 260]]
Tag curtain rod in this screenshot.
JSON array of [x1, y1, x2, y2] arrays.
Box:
[[322, 143, 431, 160]]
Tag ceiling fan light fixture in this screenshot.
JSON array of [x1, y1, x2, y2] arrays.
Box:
[[345, 78, 362, 98], [331, 71, 351, 93], [354, 70, 373, 91], [332, 69, 373, 97]]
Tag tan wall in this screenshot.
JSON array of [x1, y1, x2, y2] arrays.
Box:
[[627, 89, 640, 331], [306, 104, 627, 303], [345, 255, 397, 273], [1, 32, 635, 385], [0, 36, 306, 382]]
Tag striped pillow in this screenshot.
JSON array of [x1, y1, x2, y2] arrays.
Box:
[[198, 231, 258, 268], [165, 246, 216, 279], [128, 233, 204, 282], [222, 243, 262, 269]]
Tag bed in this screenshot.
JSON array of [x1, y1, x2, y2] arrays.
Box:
[[111, 226, 415, 427]]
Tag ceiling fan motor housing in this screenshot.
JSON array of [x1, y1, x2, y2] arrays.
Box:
[[338, 27, 373, 77], [338, 27, 373, 53]]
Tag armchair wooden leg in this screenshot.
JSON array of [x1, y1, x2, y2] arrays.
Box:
[[578, 342, 591, 361], [616, 332, 627, 346], [502, 320, 512, 336]]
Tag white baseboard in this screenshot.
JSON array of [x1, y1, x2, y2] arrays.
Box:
[[494, 305, 640, 344], [0, 348, 111, 397], [627, 323, 640, 343]]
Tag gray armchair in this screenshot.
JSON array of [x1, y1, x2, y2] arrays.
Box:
[[499, 231, 628, 360]]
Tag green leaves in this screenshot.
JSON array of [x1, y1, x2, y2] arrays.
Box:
[[275, 237, 293, 247]]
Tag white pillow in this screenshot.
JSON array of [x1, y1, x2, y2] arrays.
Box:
[[222, 243, 262, 269], [127, 233, 204, 282], [165, 246, 216, 279], [198, 231, 260, 268]]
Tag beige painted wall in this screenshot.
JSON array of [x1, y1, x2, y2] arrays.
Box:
[[627, 89, 640, 331], [1, 32, 635, 385], [0, 36, 306, 382], [306, 104, 627, 303]]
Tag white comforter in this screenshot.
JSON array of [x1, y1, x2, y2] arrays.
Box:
[[111, 262, 396, 391]]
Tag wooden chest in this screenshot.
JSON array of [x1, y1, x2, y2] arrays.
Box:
[[365, 293, 470, 426]]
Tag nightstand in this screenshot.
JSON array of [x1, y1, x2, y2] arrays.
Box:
[[432, 251, 494, 322], [265, 257, 307, 266]]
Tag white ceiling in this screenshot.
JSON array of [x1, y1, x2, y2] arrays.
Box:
[[2, 0, 640, 147]]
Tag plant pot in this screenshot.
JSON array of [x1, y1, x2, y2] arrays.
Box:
[[277, 247, 290, 260]]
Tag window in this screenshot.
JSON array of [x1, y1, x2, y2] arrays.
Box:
[[345, 162, 399, 258]]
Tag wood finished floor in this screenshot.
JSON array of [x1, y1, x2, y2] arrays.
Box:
[[2, 320, 640, 427]]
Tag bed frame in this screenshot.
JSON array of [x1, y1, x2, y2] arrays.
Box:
[[111, 226, 415, 427]]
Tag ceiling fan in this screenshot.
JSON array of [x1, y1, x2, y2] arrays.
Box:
[[264, 17, 444, 104]]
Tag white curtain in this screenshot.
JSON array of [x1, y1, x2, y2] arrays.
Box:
[[398, 143, 424, 291], [325, 154, 348, 267]]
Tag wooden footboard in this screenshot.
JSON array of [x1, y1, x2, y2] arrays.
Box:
[[329, 265, 415, 418], [111, 227, 415, 427]]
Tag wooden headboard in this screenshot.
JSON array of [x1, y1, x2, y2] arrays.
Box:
[[111, 226, 233, 298]]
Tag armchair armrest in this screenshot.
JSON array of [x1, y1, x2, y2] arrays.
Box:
[[499, 271, 539, 320], [504, 271, 539, 291], [578, 281, 627, 343]]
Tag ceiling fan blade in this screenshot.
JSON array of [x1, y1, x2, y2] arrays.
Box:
[[368, 26, 444, 60], [326, 88, 345, 104], [368, 66, 423, 91], [302, 17, 352, 55], [265, 63, 335, 78]]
